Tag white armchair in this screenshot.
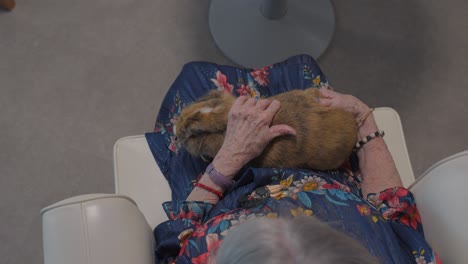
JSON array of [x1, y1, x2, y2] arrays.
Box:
[[41, 108, 467, 264]]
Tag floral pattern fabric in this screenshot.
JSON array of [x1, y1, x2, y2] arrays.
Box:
[[145, 55, 441, 264]]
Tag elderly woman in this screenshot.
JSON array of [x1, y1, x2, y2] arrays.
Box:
[[146, 55, 441, 264]]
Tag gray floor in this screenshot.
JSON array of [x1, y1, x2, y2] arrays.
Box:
[[1, 0, 467, 263]]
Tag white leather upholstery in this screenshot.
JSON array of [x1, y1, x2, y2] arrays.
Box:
[[113, 135, 171, 229], [373, 107, 415, 187], [410, 150, 468, 264], [41, 194, 154, 264], [113, 107, 415, 228]]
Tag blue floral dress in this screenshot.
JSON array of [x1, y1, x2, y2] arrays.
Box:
[[145, 55, 442, 264]]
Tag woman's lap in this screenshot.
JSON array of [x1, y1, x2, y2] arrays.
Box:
[[146, 54, 339, 201]]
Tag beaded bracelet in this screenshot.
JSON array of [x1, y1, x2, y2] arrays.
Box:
[[354, 130, 385, 151], [194, 182, 224, 198], [206, 163, 235, 189]]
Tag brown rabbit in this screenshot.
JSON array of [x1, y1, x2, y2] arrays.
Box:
[[175, 89, 357, 170]]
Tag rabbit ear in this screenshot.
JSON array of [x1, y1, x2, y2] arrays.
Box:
[[185, 108, 225, 135], [177, 90, 231, 142], [186, 109, 212, 134]]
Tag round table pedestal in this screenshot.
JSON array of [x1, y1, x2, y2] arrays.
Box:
[[209, 0, 336, 68]]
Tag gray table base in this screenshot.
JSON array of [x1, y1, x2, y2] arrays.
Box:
[[209, 0, 336, 68]]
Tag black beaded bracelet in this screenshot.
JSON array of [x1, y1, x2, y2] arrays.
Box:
[[354, 130, 385, 151]]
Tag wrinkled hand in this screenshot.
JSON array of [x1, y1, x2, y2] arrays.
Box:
[[317, 87, 379, 139], [212, 96, 296, 177], [317, 88, 370, 117]]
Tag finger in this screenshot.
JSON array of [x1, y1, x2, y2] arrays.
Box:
[[245, 98, 257, 107], [318, 98, 334, 107], [264, 100, 281, 120], [233, 95, 248, 107], [270, 124, 296, 138], [256, 99, 271, 110], [319, 83, 334, 90], [319, 88, 334, 99]]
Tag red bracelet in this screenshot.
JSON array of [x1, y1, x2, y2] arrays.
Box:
[[194, 182, 224, 198]]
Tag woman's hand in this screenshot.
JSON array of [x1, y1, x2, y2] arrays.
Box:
[[317, 87, 403, 195], [212, 96, 296, 178], [189, 96, 295, 204], [317, 88, 370, 118], [317, 87, 377, 137]]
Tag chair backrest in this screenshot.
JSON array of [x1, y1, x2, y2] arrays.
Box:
[[113, 107, 415, 228], [410, 150, 468, 263]]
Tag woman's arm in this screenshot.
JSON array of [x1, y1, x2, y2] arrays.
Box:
[[318, 88, 403, 197], [355, 112, 403, 197], [187, 96, 296, 204]]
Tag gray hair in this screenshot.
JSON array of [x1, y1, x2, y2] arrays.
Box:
[[216, 216, 379, 264]]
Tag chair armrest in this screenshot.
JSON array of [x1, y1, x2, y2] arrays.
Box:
[[41, 194, 154, 264], [410, 150, 468, 263], [114, 135, 171, 228], [373, 107, 415, 187]]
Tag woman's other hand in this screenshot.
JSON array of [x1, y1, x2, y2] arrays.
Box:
[[317, 88, 370, 118], [212, 96, 296, 178], [316, 87, 403, 195]]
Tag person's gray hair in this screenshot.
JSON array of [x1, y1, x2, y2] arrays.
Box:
[[216, 216, 379, 264]]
